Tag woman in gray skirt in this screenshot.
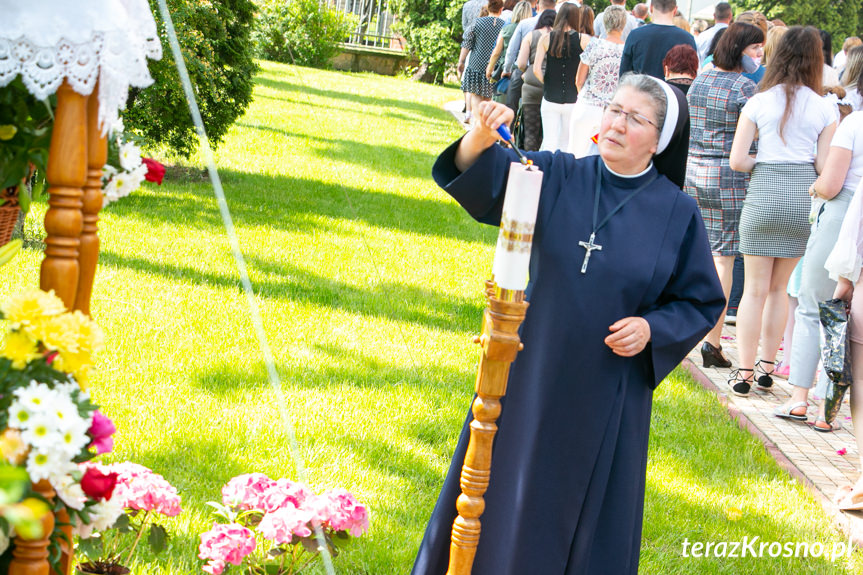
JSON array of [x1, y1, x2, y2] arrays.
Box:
[[729, 26, 837, 397]]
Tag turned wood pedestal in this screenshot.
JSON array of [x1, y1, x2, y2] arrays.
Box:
[[446, 283, 528, 575], [9, 80, 106, 575]]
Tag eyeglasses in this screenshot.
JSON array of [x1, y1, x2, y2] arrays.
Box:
[[604, 104, 659, 130]]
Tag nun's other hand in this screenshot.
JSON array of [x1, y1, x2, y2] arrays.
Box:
[[605, 317, 651, 357], [475, 101, 514, 137]]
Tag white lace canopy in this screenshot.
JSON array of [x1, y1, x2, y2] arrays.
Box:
[[0, 0, 162, 133]]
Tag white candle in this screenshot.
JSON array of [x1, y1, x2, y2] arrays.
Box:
[[491, 162, 543, 291]]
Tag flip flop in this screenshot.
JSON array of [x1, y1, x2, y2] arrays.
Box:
[[773, 401, 808, 421], [810, 418, 842, 432], [837, 490, 863, 511]]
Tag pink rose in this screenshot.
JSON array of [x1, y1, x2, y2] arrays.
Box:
[[88, 411, 116, 455]]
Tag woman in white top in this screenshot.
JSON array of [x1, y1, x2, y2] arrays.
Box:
[[840, 46, 863, 112], [566, 5, 625, 157], [729, 26, 837, 397], [823, 116, 863, 507], [773, 110, 863, 428]]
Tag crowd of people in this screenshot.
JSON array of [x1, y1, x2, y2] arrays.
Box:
[[455, 0, 863, 523]]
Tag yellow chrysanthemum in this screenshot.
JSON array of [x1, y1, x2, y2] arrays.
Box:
[[54, 349, 92, 386], [68, 310, 104, 354], [0, 289, 66, 330], [0, 429, 27, 465], [1, 331, 39, 369], [26, 313, 80, 353]]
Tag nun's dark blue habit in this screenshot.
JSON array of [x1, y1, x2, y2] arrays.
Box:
[[411, 130, 724, 574]]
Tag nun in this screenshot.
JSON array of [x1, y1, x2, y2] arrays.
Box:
[[413, 74, 725, 575]]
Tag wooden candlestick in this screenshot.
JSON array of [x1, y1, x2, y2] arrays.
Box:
[[75, 88, 106, 315], [41, 80, 87, 309], [447, 284, 528, 575], [9, 481, 56, 575]]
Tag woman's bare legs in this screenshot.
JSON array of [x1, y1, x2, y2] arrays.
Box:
[[737, 255, 800, 393], [468, 93, 488, 125], [704, 255, 735, 348], [760, 257, 801, 365]]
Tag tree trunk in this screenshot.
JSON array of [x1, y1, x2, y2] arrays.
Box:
[[411, 62, 430, 82]]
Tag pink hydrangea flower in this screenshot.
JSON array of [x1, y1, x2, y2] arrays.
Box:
[[257, 505, 314, 544], [259, 478, 312, 513], [320, 489, 369, 536], [104, 462, 182, 517], [221, 473, 275, 511], [198, 523, 256, 574]]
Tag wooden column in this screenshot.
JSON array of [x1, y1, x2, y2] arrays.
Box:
[[74, 88, 106, 315], [9, 481, 55, 575], [40, 81, 87, 309], [447, 288, 528, 575]]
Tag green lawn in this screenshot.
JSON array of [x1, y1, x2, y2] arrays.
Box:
[[2, 61, 861, 574]]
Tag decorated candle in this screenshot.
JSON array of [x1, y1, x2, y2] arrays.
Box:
[[491, 162, 543, 291]]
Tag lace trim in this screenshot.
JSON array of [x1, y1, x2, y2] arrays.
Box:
[[0, 30, 161, 133]]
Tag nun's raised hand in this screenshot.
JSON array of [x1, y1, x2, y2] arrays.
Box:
[[475, 101, 514, 135], [455, 101, 514, 172], [605, 317, 651, 357]]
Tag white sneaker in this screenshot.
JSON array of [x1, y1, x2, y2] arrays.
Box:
[[725, 313, 737, 325]]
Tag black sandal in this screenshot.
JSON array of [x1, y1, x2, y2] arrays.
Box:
[[728, 368, 754, 397], [755, 359, 775, 390]]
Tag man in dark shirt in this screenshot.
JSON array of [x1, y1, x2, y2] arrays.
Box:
[[619, 0, 696, 79]]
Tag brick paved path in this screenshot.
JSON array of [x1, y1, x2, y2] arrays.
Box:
[[683, 324, 863, 545]]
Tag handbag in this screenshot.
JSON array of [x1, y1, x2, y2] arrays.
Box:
[[819, 298, 853, 424], [511, 103, 526, 150]]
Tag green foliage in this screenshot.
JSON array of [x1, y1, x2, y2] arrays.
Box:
[[394, 0, 463, 82], [123, 0, 259, 158], [732, 0, 861, 49], [0, 79, 52, 215], [254, 0, 354, 67]]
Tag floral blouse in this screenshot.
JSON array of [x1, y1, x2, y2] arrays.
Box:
[[578, 38, 624, 108]]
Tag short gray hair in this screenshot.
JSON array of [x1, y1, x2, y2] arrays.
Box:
[[615, 73, 667, 128], [603, 5, 627, 33]]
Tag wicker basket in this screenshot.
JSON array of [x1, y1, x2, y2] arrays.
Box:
[[0, 186, 20, 247]]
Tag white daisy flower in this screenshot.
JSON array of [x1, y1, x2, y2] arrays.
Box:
[[21, 414, 63, 450], [26, 449, 69, 483], [8, 401, 32, 429], [56, 424, 89, 458], [51, 395, 84, 431], [118, 141, 142, 172], [14, 381, 59, 413]]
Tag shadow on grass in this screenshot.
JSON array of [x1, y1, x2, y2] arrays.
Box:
[[235, 122, 437, 179], [108, 169, 494, 246], [98, 250, 484, 334], [254, 76, 450, 120], [190, 342, 475, 403], [252, 92, 455, 130]]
